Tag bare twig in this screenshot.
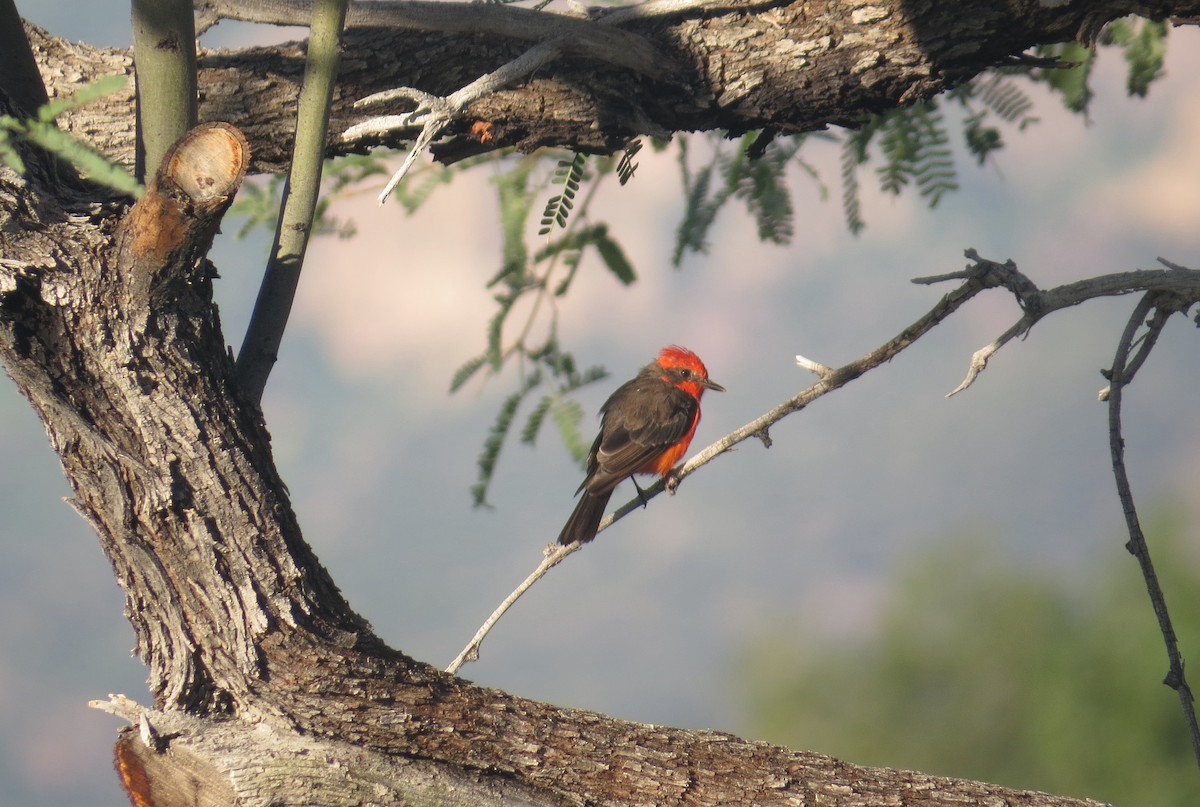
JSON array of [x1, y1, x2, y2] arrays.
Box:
[[916, 249, 1200, 396], [349, 39, 566, 204], [1105, 293, 1200, 766]]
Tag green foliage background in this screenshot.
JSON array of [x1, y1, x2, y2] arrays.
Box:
[[739, 504, 1200, 806]]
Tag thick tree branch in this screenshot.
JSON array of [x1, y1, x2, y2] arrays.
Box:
[[23, 1, 1200, 174]]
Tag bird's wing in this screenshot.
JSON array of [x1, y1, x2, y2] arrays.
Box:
[[581, 381, 697, 493]]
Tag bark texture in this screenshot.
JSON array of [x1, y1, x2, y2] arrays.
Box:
[[30, 0, 1200, 173], [3, 0, 1193, 804]]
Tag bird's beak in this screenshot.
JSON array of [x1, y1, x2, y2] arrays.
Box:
[[701, 378, 725, 392]]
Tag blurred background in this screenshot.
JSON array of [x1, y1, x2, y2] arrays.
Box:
[[4, 3, 1199, 805]]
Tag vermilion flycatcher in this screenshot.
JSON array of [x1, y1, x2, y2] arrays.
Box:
[[557, 346, 723, 545]]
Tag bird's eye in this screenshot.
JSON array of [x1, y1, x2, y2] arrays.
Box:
[[678, 368, 692, 378]]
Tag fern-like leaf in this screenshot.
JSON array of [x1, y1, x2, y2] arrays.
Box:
[[471, 370, 542, 507], [550, 397, 589, 465], [1032, 42, 1096, 114], [594, 226, 636, 285], [733, 138, 797, 244], [969, 74, 1037, 128], [673, 142, 731, 265], [617, 139, 642, 185], [449, 354, 488, 393], [1114, 19, 1167, 97], [493, 161, 536, 286], [1, 74, 141, 197], [839, 124, 874, 235], [520, 395, 553, 445], [538, 153, 587, 235]]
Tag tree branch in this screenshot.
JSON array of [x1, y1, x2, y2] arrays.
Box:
[[27, 1, 1200, 174], [449, 251, 1200, 672], [131, 0, 198, 181], [0, 0, 48, 116], [235, 0, 351, 402], [1104, 291, 1200, 766]]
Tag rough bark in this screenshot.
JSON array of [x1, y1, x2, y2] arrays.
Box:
[[3, 0, 1192, 804], [29, 1, 1200, 174]]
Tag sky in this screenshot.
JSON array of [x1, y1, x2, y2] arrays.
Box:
[[4, 4, 1200, 806]]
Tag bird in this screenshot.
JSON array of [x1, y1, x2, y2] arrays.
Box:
[[557, 345, 723, 546]]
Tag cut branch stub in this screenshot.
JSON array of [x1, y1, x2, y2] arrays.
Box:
[[117, 122, 249, 308]]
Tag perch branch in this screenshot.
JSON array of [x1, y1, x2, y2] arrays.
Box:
[[448, 250, 1015, 672], [448, 250, 1200, 674], [1105, 292, 1200, 766]]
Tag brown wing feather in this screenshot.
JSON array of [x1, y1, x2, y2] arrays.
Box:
[[576, 368, 698, 495]]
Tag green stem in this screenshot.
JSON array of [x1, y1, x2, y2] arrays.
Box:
[[235, 0, 350, 404], [131, 0, 197, 182]]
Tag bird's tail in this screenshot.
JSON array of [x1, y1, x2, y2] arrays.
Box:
[[557, 489, 613, 545]]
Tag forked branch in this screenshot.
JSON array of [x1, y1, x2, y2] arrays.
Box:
[[1104, 292, 1200, 766], [451, 250, 1200, 673]]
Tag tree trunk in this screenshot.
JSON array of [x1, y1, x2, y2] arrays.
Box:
[[4, 0, 1192, 803]]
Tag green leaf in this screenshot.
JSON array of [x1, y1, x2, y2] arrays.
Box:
[[485, 293, 517, 369], [1033, 42, 1096, 114], [673, 141, 729, 265], [520, 395, 553, 445], [37, 74, 129, 124], [616, 139, 642, 185], [594, 229, 636, 285], [22, 121, 142, 196], [492, 161, 536, 286], [733, 136, 798, 244], [550, 397, 589, 465], [538, 152, 588, 235], [0, 132, 27, 174], [449, 354, 488, 393], [1119, 19, 1167, 97], [471, 370, 542, 508], [839, 122, 874, 235]]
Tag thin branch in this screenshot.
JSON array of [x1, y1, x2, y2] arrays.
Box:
[[350, 39, 566, 204], [131, 0, 198, 183], [916, 249, 1200, 396], [446, 542, 580, 674], [448, 251, 1200, 674], [235, 0, 350, 403], [1105, 293, 1200, 766], [447, 252, 1004, 672]]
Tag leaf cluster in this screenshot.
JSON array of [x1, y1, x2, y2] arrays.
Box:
[[1030, 16, 1169, 114], [450, 144, 644, 506]]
